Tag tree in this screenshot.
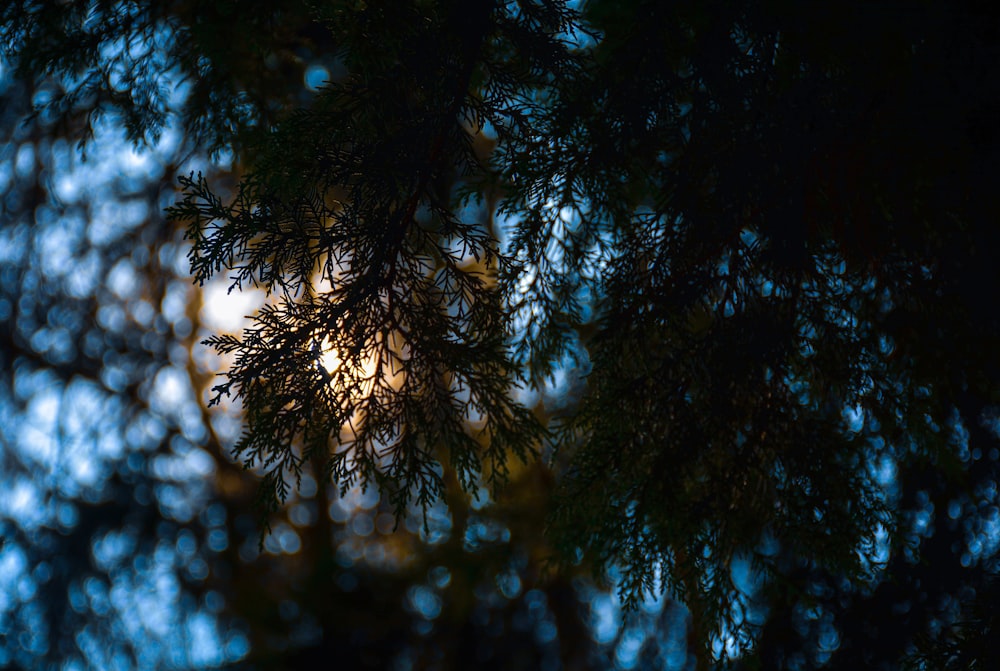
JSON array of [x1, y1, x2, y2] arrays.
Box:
[[4, 0, 1000, 669]]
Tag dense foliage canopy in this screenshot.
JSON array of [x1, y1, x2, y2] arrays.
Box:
[[3, 0, 1000, 669]]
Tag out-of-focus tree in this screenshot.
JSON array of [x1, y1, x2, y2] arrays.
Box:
[[0, 39, 240, 671], [5, 1, 1000, 670]]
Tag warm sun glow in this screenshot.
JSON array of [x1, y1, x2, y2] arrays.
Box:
[[318, 335, 407, 388], [318, 342, 379, 383], [200, 280, 264, 333]]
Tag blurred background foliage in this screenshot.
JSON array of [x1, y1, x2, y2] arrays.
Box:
[[2, 1, 1000, 670]]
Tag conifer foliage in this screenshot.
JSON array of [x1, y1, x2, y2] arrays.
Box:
[[6, 0, 1000, 666], [169, 0, 573, 522]]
